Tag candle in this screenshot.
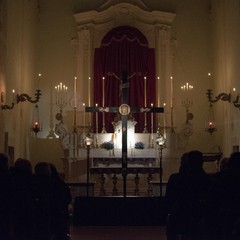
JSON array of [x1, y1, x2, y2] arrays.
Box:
[[12, 89, 15, 103], [34, 121, 39, 129], [102, 77, 105, 107], [151, 103, 153, 127], [170, 76, 173, 108], [74, 77, 77, 107], [63, 85, 67, 105], [95, 103, 98, 133], [233, 87, 236, 102], [83, 103, 86, 131], [38, 73, 41, 89], [60, 82, 63, 104], [157, 76, 160, 106], [163, 103, 166, 129], [88, 77, 91, 125], [144, 76, 147, 107]]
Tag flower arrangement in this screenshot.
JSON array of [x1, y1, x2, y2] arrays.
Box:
[[100, 142, 114, 150], [135, 142, 144, 149]]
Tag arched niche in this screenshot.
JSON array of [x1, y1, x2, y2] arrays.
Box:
[[73, 1, 175, 129]]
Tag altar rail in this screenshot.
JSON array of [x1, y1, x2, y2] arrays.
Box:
[[90, 166, 161, 196]]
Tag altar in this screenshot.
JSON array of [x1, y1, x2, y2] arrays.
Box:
[[61, 130, 162, 196]]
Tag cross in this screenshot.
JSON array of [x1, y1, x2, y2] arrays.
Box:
[[86, 71, 164, 197]]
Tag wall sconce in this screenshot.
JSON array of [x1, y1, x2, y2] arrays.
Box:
[[84, 135, 93, 197], [205, 87, 230, 134], [206, 89, 231, 103], [1, 89, 42, 110], [1, 89, 15, 109], [17, 89, 42, 104], [232, 88, 240, 109]]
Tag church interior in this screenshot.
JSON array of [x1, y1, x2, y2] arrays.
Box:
[[0, 0, 240, 236]]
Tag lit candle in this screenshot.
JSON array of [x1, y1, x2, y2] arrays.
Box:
[[95, 103, 98, 134], [144, 76, 147, 107], [102, 77, 105, 107], [163, 103, 166, 129], [63, 85, 67, 105], [233, 87, 236, 101], [209, 121, 214, 128], [60, 82, 63, 104], [151, 103, 153, 128], [157, 77, 160, 106], [12, 89, 15, 103], [74, 77, 77, 108], [88, 77, 91, 126], [38, 73, 41, 89], [83, 103, 86, 130], [34, 121, 39, 129]]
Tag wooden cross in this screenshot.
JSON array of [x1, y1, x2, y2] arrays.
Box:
[[86, 71, 164, 197]]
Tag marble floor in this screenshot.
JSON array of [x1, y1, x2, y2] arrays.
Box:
[[70, 225, 167, 240]]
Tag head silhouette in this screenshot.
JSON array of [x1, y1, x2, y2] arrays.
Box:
[[187, 150, 203, 170], [228, 152, 240, 172]]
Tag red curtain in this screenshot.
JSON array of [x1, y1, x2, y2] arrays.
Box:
[[94, 26, 156, 133]]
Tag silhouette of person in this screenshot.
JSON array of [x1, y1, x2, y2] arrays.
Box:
[[0, 153, 13, 240], [34, 162, 54, 240], [49, 163, 72, 240], [166, 150, 211, 240], [11, 158, 36, 240], [204, 152, 240, 240]]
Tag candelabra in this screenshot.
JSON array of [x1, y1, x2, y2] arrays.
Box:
[[55, 82, 68, 123], [181, 83, 194, 137]]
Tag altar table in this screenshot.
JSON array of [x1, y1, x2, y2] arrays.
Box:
[[92, 157, 156, 166]]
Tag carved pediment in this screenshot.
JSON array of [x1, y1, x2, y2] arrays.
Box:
[[97, 0, 151, 11], [73, 2, 175, 27]]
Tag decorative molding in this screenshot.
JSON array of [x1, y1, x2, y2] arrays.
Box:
[[97, 0, 151, 11], [74, 3, 175, 27]]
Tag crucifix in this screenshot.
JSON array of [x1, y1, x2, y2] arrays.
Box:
[[86, 71, 164, 197]]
